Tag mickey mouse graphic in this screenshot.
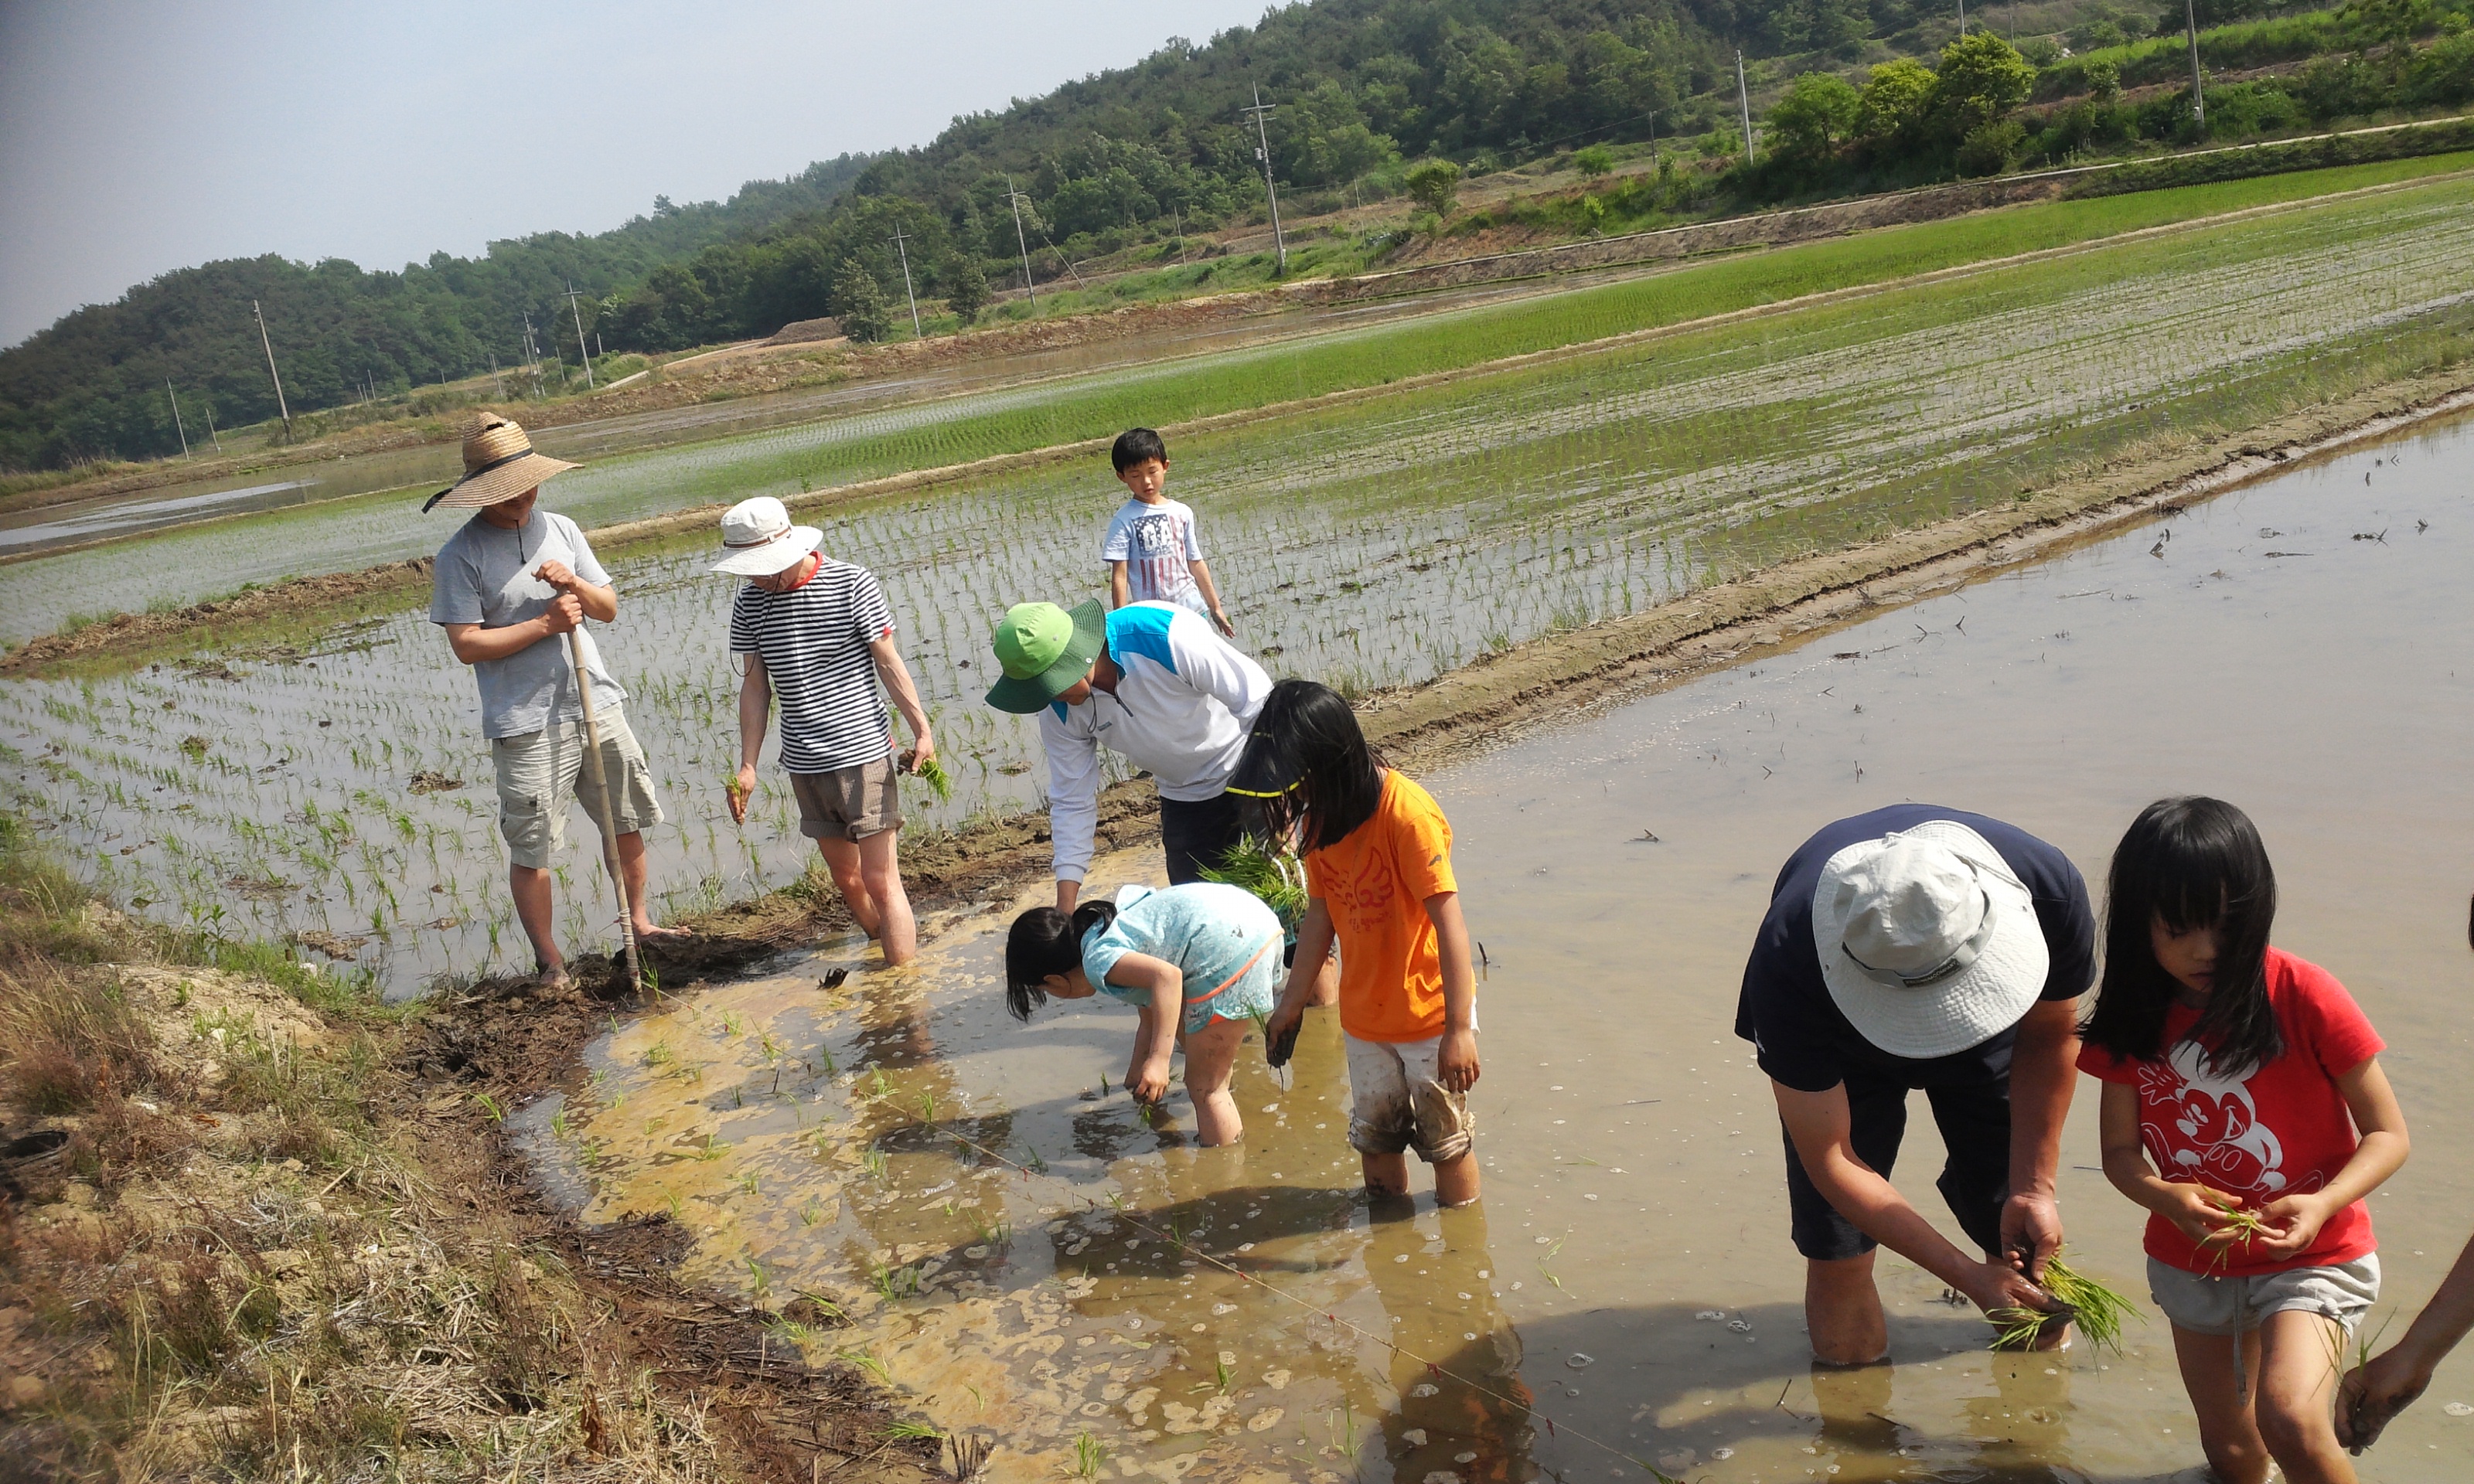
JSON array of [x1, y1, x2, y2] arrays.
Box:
[[2136, 1040, 2312, 1196]]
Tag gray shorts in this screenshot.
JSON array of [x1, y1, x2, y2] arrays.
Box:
[[490, 707, 664, 870], [789, 756, 901, 842], [1344, 1033, 1475, 1164], [2146, 1253, 2380, 1337]]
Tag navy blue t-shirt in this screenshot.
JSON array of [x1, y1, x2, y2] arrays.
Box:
[[1735, 805, 2095, 1093]]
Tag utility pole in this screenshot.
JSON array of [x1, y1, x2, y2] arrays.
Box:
[[2185, 0, 2206, 128], [489, 351, 504, 400], [1957, 0, 1966, 32], [563, 282, 596, 388], [202, 400, 223, 454], [888, 227, 924, 338], [1736, 51, 1757, 161], [165, 380, 191, 459], [1240, 85, 1286, 275], [1004, 176, 1038, 311], [251, 299, 292, 438]]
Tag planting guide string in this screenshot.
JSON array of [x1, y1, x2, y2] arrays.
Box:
[[844, 1082, 1685, 1484]]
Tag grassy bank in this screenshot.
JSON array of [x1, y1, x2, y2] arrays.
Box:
[[0, 814, 938, 1482]]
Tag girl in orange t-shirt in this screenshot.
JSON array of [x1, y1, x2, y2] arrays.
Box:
[[1242, 680, 1481, 1207]]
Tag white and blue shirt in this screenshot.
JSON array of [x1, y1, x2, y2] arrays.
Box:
[[1038, 601, 1270, 884]]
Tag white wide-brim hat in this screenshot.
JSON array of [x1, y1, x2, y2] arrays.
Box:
[[1812, 819, 2048, 1060], [711, 495, 823, 577]]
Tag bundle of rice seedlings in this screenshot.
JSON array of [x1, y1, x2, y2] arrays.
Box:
[[1201, 836, 1306, 925], [905, 753, 953, 802], [2043, 1256, 2140, 1355]]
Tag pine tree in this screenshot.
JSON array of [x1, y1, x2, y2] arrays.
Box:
[[944, 256, 991, 325], [833, 258, 891, 343]]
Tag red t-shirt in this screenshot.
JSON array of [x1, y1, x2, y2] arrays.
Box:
[[2077, 948, 2384, 1275]]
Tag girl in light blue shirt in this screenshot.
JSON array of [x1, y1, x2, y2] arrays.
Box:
[[1005, 882, 1282, 1145]]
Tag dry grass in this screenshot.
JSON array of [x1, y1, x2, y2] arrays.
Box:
[[0, 814, 922, 1483]]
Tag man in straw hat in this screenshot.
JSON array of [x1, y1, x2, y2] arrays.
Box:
[[1736, 805, 2093, 1363], [983, 597, 1269, 912], [714, 496, 935, 966], [427, 415, 680, 989]]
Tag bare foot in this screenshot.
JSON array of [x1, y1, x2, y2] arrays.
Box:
[[632, 922, 691, 941], [533, 962, 571, 992]]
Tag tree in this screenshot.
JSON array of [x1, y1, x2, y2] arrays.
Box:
[[1767, 73, 1864, 161], [944, 255, 990, 325], [1928, 33, 2038, 145], [1572, 144, 1615, 178], [1405, 158, 1464, 216], [1857, 58, 1940, 148], [833, 258, 891, 343]]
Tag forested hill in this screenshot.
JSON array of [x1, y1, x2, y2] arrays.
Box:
[[0, 154, 872, 471]]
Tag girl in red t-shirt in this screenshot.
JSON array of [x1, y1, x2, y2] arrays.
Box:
[[2078, 797, 2409, 1484]]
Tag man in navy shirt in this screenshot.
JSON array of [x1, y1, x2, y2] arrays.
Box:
[[1736, 805, 2094, 1363]]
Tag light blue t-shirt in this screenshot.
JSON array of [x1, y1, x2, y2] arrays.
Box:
[[1082, 883, 1283, 1035], [428, 509, 626, 739]]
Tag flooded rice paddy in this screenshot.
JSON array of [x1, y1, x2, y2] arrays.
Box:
[[5, 184, 2473, 994], [519, 416, 2474, 1482], [5, 173, 2472, 648]]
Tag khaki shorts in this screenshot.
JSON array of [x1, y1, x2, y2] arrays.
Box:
[[1344, 1033, 1474, 1164], [789, 756, 901, 842], [2147, 1253, 2380, 1337], [491, 708, 664, 870]]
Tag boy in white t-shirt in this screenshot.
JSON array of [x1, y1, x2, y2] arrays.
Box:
[[1102, 427, 1234, 636]]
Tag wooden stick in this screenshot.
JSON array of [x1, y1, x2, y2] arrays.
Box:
[[567, 627, 640, 992]]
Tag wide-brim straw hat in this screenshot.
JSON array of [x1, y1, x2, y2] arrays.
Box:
[[423, 415, 581, 511], [1811, 819, 2049, 1060]]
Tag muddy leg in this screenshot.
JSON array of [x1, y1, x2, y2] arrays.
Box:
[[1805, 1252, 1890, 1366], [509, 864, 563, 979], [1433, 1152, 1481, 1207], [816, 836, 884, 939], [1181, 1018, 1247, 1146], [854, 829, 915, 965], [2172, 1322, 2271, 1484], [1361, 1151, 1411, 1197]]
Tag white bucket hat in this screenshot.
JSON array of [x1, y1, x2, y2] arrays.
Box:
[[711, 495, 823, 577], [1812, 820, 2048, 1059]]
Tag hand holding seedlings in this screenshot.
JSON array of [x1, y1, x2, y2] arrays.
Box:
[[726, 765, 754, 825]]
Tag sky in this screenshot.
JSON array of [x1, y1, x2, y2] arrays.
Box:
[[0, 0, 1276, 347]]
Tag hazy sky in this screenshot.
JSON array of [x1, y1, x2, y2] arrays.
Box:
[[0, 0, 1274, 346]]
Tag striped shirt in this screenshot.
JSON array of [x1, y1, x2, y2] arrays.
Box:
[[728, 558, 896, 774]]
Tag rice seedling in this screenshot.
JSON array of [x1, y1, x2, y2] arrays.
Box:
[[1199, 836, 1306, 924], [884, 1419, 942, 1441], [843, 1349, 894, 1384], [1073, 1431, 1102, 1481]]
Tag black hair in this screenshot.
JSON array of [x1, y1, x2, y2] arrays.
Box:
[[2080, 796, 2281, 1077], [1110, 427, 1169, 473], [1004, 900, 1118, 1021], [1237, 679, 1385, 856]]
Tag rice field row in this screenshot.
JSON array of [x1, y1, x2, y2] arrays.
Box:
[[3, 153, 2469, 648], [3, 173, 2471, 996]]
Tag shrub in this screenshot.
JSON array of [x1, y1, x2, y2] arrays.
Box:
[[1770, 72, 1865, 160], [943, 255, 990, 325], [1405, 159, 1464, 216], [1572, 144, 1615, 179], [1957, 119, 2029, 175]]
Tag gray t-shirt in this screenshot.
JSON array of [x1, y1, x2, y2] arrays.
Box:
[[428, 509, 626, 739]]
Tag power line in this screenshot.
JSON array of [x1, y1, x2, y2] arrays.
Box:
[[1239, 84, 1287, 275], [888, 226, 924, 339]]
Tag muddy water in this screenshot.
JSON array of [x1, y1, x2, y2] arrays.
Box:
[[530, 420, 2474, 1482]]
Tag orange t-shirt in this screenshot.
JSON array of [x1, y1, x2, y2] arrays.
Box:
[[1304, 771, 1458, 1043]]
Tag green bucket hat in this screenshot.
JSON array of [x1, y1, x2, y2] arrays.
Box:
[[984, 600, 1108, 713]]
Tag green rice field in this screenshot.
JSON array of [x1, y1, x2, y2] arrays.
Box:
[[2, 169, 2471, 995], [2, 153, 2469, 648]]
